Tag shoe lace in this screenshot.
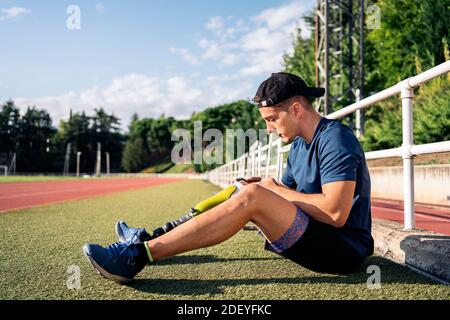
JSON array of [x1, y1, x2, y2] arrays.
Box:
[[129, 229, 143, 243], [107, 242, 137, 266], [123, 225, 145, 243]]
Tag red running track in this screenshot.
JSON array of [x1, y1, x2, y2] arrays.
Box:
[[0, 177, 185, 213], [372, 198, 450, 235]]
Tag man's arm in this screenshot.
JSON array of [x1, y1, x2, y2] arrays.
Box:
[[259, 178, 356, 228]]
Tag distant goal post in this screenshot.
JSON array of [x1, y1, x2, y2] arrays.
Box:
[[0, 165, 7, 176]]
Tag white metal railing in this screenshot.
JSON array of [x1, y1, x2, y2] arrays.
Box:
[[207, 60, 450, 230]]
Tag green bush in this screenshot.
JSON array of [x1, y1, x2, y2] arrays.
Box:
[[361, 76, 450, 151]]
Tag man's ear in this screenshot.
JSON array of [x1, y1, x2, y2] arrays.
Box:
[[290, 101, 304, 119]]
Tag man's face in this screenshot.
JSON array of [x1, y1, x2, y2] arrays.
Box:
[[258, 102, 299, 143]]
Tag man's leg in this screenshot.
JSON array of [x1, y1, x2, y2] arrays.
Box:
[[115, 183, 242, 243], [83, 183, 301, 283], [147, 183, 299, 260]]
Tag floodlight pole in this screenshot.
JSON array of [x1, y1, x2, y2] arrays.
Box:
[[63, 143, 71, 175], [76, 152, 82, 177], [106, 152, 110, 175], [95, 143, 101, 176]]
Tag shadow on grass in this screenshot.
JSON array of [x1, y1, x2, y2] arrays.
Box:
[[154, 254, 282, 266], [128, 256, 436, 296]]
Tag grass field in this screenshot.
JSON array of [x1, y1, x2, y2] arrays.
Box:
[[141, 162, 194, 174], [0, 180, 449, 300]]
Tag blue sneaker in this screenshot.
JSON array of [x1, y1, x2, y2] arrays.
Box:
[[83, 242, 148, 284], [115, 220, 152, 243]]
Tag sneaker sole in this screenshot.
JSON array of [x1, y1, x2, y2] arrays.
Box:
[[82, 247, 132, 284]]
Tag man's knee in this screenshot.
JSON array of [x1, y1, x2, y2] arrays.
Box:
[[234, 183, 267, 210]]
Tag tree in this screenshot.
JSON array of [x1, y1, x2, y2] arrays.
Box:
[[16, 106, 56, 172], [360, 0, 450, 151], [283, 27, 315, 86], [57, 109, 124, 174], [0, 100, 21, 155], [361, 76, 450, 152], [121, 137, 148, 173], [92, 108, 123, 173], [366, 0, 450, 92], [146, 116, 177, 160], [413, 77, 450, 145]]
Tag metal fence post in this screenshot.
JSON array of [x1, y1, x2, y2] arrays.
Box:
[[276, 139, 283, 181], [250, 142, 256, 177], [265, 134, 273, 178], [401, 84, 415, 230], [257, 141, 262, 177]]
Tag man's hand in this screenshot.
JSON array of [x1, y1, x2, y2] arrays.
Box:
[[238, 177, 282, 193], [237, 177, 261, 186], [258, 177, 280, 190]]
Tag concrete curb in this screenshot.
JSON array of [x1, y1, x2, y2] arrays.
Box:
[[372, 218, 450, 283]]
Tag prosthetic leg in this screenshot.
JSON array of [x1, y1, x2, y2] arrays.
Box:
[[150, 180, 245, 239]]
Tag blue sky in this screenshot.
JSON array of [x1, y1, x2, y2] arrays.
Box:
[[0, 0, 315, 130]]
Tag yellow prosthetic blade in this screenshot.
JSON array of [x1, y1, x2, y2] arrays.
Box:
[[192, 184, 238, 215]]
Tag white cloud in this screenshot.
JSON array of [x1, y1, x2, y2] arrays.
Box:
[[169, 47, 200, 65], [235, 19, 244, 28], [189, 1, 312, 76], [9, 73, 251, 131], [198, 39, 221, 60], [239, 50, 287, 76], [222, 53, 243, 66], [253, 2, 304, 31], [197, 32, 242, 65], [0, 6, 31, 21], [236, 1, 310, 76], [95, 4, 105, 14], [206, 16, 224, 32], [206, 16, 245, 43], [240, 27, 289, 52]]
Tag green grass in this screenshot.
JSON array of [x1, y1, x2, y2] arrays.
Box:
[[141, 162, 174, 173], [141, 162, 194, 174], [164, 163, 194, 173], [0, 180, 449, 300]]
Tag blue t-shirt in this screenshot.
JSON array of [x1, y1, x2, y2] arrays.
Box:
[[282, 117, 374, 257]]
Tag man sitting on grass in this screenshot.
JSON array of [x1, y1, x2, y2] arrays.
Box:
[[83, 72, 374, 283]]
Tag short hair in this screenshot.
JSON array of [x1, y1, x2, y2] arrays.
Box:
[[279, 95, 313, 110]]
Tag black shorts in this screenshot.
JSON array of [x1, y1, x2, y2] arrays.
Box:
[[266, 217, 367, 274]]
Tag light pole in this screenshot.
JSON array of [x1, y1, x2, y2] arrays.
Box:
[[106, 152, 110, 175], [63, 143, 71, 175], [76, 152, 82, 177], [95, 143, 101, 176]]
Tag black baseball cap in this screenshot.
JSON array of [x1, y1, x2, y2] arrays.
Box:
[[252, 72, 325, 107]]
